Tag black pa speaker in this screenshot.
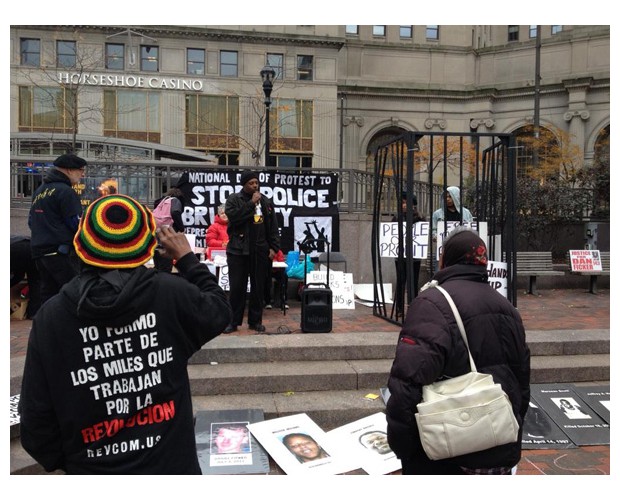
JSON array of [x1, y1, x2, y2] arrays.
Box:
[[300, 285, 333, 333]]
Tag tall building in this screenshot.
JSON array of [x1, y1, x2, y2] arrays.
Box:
[[10, 25, 609, 175]]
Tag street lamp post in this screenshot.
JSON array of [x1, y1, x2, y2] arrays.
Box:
[[260, 66, 276, 167]]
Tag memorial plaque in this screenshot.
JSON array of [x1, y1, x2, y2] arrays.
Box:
[[195, 409, 270, 475], [571, 384, 610, 425], [530, 384, 609, 446], [521, 400, 576, 449]]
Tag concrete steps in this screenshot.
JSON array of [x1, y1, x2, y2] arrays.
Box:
[[10, 328, 610, 474]]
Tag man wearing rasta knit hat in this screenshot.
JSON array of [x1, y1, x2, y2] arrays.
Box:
[[73, 194, 158, 269], [19, 194, 232, 474], [386, 226, 530, 475]]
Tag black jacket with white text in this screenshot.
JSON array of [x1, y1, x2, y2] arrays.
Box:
[[19, 254, 231, 474]]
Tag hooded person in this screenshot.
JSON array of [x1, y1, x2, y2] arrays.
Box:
[[386, 227, 530, 475], [19, 194, 232, 474], [431, 186, 473, 273], [223, 171, 280, 333], [431, 186, 473, 239]]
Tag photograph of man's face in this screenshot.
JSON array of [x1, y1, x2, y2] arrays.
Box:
[[358, 431, 392, 455], [551, 397, 592, 420], [211, 422, 251, 454]]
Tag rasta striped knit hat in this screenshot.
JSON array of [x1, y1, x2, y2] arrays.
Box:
[[73, 194, 157, 269]]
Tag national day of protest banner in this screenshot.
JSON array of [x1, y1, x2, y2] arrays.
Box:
[[176, 169, 340, 253]]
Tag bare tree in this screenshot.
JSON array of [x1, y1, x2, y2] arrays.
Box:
[[16, 35, 106, 153]]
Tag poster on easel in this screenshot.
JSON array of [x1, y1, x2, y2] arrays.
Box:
[[195, 409, 270, 475]]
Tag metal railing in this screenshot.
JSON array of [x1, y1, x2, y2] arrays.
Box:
[[10, 160, 407, 215], [10, 160, 607, 220]]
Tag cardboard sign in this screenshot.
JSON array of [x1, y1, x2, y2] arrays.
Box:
[[379, 221, 429, 259], [308, 270, 355, 309], [204, 262, 249, 293], [487, 260, 507, 298], [354, 283, 393, 307], [569, 250, 603, 272], [436, 221, 488, 260]]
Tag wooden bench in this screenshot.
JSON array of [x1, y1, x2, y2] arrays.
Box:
[[509, 251, 565, 295], [567, 251, 610, 294]]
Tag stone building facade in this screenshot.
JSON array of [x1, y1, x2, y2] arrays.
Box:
[[10, 25, 610, 174], [10, 25, 610, 282]]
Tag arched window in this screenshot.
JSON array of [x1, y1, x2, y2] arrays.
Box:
[[365, 126, 407, 171], [591, 125, 610, 217], [594, 125, 610, 167]]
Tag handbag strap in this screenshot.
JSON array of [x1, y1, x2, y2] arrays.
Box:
[[427, 281, 477, 372]]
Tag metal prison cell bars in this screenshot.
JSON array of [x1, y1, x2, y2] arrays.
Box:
[[371, 131, 518, 326]]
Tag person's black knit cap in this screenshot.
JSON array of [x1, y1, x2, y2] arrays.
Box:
[[442, 228, 488, 267], [53, 153, 87, 169], [401, 191, 418, 205], [240, 171, 259, 186]]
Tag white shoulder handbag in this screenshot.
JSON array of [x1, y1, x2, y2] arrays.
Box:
[[415, 282, 519, 461]]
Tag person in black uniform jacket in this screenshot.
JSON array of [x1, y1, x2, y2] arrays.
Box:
[[19, 194, 231, 474], [223, 171, 280, 333], [28, 153, 86, 305], [386, 227, 530, 475]]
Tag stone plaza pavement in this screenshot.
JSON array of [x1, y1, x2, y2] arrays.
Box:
[[9, 287, 611, 475]]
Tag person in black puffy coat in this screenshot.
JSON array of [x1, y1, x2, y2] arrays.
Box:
[[386, 227, 530, 475]]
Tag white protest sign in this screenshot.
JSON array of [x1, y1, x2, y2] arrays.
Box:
[[487, 260, 507, 298], [185, 233, 198, 253], [214, 264, 249, 292], [307, 270, 355, 309], [217, 264, 229, 291], [569, 250, 602, 272], [379, 221, 429, 259], [436, 221, 488, 260]]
